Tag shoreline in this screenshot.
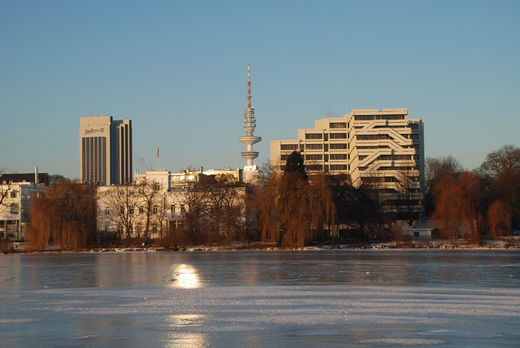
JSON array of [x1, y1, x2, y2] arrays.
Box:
[[3, 239, 520, 254]]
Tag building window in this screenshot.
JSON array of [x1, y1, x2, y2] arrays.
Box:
[[329, 133, 347, 139], [105, 208, 110, 215], [305, 133, 322, 139], [129, 208, 134, 215], [305, 154, 322, 161], [280, 144, 298, 150], [306, 165, 323, 171], [330, 154, 347, 160], [10, 203, 19, 214], [153, 206, 158, 214], [329, 122, 346, 128], [355, 115, 376, 121], [180, 205, 186, 214], [120, 207, 124, 214], [329, 143, 347, 149], [10, 192, 16, 198], [139, 207, 144, 214], [170, 205, 175, 214], [306, 144, 322, 150], [330, 164, 347, 170]]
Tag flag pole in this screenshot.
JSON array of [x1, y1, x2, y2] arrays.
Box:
[[157, 145, 160, 171]]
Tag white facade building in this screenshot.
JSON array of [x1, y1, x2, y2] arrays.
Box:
[[97, 169, 246, 238], [0, 173, 48, 241], [271, 108, 425, 218]]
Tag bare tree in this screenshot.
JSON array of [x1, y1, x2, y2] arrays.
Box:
[[136, 179, 162, 240], [396, 162, 423, 227], [173, 182, 207, 244], [200, 176, 244, 243], [102, 184, 139, 239], [153, 192, 170, 239], [0, 172, 11, 206], [479, 145, 520, 229]]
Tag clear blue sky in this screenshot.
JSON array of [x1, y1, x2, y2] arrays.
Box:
[[1, 0, 519, 179]]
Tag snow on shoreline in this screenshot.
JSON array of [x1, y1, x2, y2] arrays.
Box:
[[12, 239, 520, 254]]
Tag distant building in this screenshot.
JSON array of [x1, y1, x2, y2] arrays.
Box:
[[97, 169, 246, 238], [271, 108, 425, 218], [0, 170, 48, 241], [79, 116, 132, 185]]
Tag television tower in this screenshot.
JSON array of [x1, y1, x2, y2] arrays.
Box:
[[238, 64, 261, 167]]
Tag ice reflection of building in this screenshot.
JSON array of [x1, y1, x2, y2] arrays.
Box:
[[96, 169, 246, 238]]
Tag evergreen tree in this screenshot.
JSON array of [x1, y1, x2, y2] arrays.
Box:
[[284, 151, 307, 181]]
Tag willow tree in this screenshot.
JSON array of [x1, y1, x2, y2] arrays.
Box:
[[487, 200, 511, 238], [251, 172, 335, 247], [431, 172, 482, 241], [27, 181, 97, 250]]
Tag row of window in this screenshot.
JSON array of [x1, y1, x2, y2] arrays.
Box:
[[329, 122, 347, 128], [105, 205, 186, 215], [280, 164, 348, 171], [281, 143, 349, 152], [354, 114, 405, 121], [305, 132, 348, 140]]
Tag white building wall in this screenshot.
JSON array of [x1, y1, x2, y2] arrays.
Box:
[[270, 108, 425, 216], [0, 183, 47, 241]]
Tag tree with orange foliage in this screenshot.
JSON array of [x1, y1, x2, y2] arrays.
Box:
[[26, 181, 97, 250], [431, 172, 482, 241], [251, 171, 335, 247], [487, 200, 511, 238]]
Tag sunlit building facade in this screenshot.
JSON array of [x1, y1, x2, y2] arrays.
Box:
[[271, 108, 425, 217], [80, 116, 132, 185]]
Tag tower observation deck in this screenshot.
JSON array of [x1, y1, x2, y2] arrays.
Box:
[[238, 64, 261, 167]]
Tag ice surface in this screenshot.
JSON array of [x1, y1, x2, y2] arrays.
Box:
[[1, 285, 519, 347], [1, 250, 519, 347]]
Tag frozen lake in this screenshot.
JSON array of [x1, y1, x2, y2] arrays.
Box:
[[1, 250, 519, 347]]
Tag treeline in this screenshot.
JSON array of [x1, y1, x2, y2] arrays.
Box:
[[246, 145, 520, 246], [26, 145, 519, 250], [426, 145, 519, 240]]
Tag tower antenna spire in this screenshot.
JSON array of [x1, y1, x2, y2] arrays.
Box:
[[248, 64, 251, 109], [238, 64, 261, 169]]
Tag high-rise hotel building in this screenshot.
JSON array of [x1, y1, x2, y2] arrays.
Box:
[[271, 108, 425, 216], [80, 116, 132, 185]]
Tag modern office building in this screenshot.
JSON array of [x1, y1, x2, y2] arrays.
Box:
[[80, 116, 132, 185], [271, 108, 425, 217]]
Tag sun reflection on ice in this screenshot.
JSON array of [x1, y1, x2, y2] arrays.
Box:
[[166, 314, 207, 348], [169, 264, 201, 289]]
